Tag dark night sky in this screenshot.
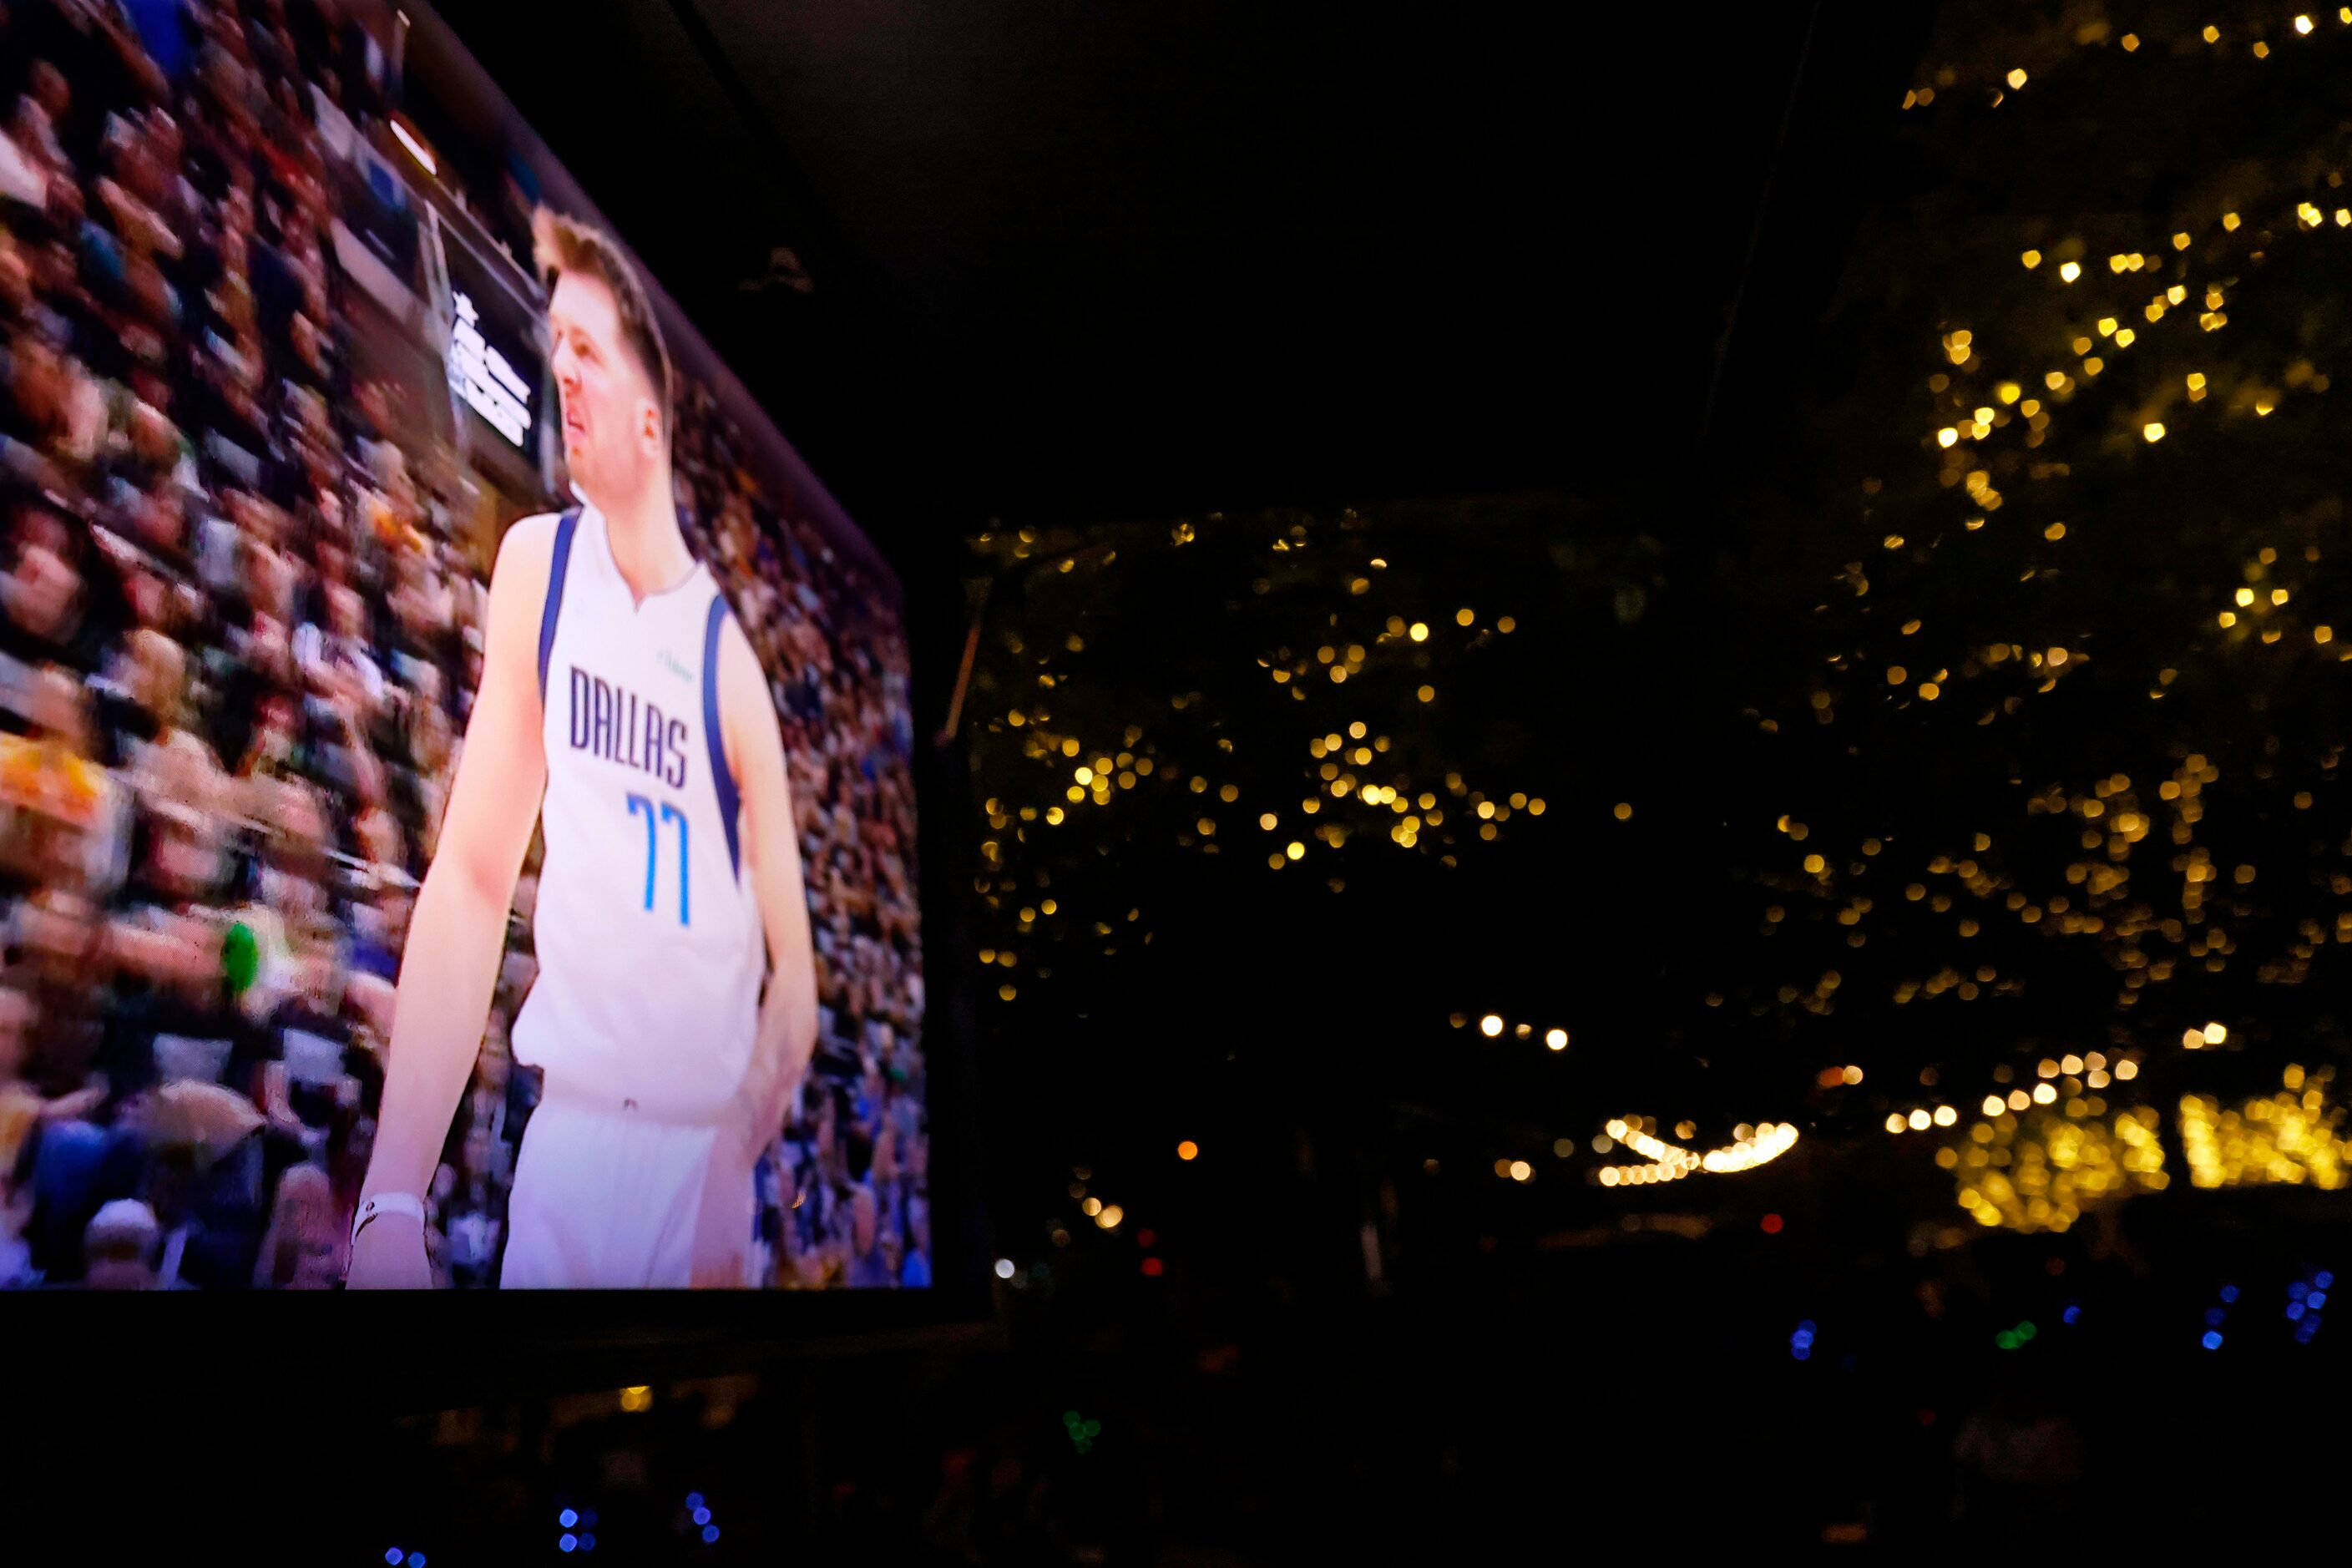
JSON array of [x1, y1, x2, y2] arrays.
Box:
[[429, 0, 1931, 553]]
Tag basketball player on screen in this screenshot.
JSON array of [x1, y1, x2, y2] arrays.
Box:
[[346, 210, 819, 1288]]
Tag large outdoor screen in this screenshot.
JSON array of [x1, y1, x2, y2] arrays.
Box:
[[0, 0, 927, 1292]]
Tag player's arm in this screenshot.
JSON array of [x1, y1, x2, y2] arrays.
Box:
[[347, 517, 555, 1287], [721, 619, 821, 1147]]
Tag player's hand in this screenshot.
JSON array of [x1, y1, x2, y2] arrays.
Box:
[[737, 1046, 807, 1157], [689, 1133, 757, 1289], [345, 1211, 432, 1289]]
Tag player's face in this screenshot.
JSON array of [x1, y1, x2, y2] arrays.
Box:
[[548, 272, 661, 500]]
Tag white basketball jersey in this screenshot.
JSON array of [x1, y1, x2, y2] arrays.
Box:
[[508, 503, 766, 1122]]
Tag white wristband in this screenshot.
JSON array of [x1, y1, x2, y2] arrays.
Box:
[[351, 1191, 426, 1248]]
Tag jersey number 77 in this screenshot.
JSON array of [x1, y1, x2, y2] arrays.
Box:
[[626, 792, 690, 924]]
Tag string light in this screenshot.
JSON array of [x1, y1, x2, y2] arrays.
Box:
[[1593, 1118, 1798, 1184]]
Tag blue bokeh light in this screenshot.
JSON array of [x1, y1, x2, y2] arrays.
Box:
[[559, 1510, 579, 1529], [685, 1494, 705, 1512], [2201, 1330, 2223, 1350], [2319, 1272, 2336, 1290], [2061, 1304, 2080, 1324], [2220, 1285, 2239, 1303], [692, 1507, 712, 1527], [702, 1525, 721, 1544], [386, 1552, 402, 1566], [2311, 1291, 2329, 1310], [2289, 1302, 2307, 1322], [408, 1555, 427, 1568], [559, 1535, 577, 1554], [2204, 1307, 2225, 1327], [581, 1535, 597, 1553]]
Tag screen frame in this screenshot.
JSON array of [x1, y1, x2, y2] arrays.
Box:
[[0, 0, 999, 1389]]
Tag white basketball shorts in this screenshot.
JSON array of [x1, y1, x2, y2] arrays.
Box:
[[499, 1077, 744, 1289]]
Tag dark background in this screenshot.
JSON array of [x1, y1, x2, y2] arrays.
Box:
[[424, 0, 1928, 543]]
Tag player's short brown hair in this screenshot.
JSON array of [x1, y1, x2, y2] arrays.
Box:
[[532, 205, 673, 437]]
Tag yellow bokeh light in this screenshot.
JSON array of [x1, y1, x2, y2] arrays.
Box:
[[2059, 260, 2081, 281], [1952, 1104, 2169, 1233]]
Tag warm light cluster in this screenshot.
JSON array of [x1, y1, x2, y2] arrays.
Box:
[[1760, 11, 2352, 1250], [2177, 1065, 2349, 1189], [965, 509, 1572, 1004], [1947, 1104, 2169, 1232], [1810, 35, 2352, 1039]]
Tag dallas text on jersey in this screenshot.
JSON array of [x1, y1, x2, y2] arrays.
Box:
[[568, 664, 691, 790]]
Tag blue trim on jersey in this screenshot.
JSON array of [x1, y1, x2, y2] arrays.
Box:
[[537, 508, 580, 706], [703, 593, 742, 879]]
